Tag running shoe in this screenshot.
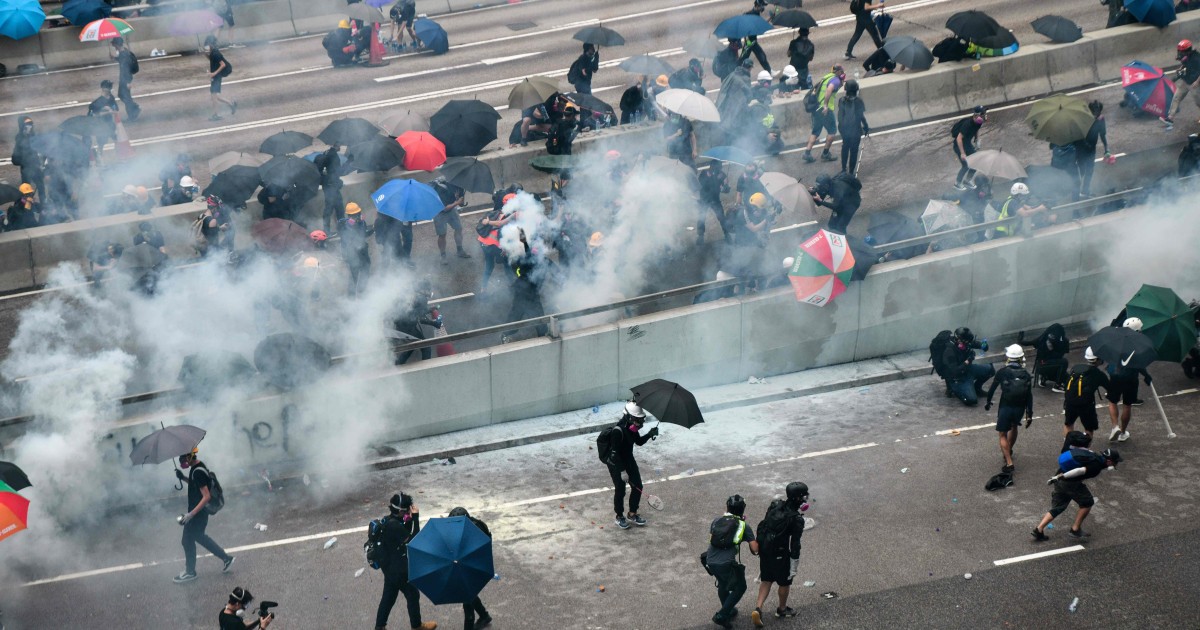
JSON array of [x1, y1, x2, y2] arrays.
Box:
[[628, 513, 647, 527], [1118, 431, 1130, 442], [173, 572, 198, 584], [615, 515, 630, 529], [1031, 528, 1049, 542], [751, 608, 764, 628]]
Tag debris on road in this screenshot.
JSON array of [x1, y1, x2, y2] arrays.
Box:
[[254, 523, 268, 531], [323, 537, 338, 550], [803, 580, 816, 587], [1069, 597, 1080, 612], [302, 474, 311, 486], [901, 467, 909, 473], [964, 573, 972, 580], [821, 592, 839, 599], [597, 585, 605, 593], [354, 568, 365, 578], [748, 376, 767, 384]]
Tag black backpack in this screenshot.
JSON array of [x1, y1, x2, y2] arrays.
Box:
[[999, 367, 1032, 406], [755, 499, 793, 554], [985, 471, 1014, 491], [713, 47, 737, 80], [128, 53, 140, 75], [596, 425, 623, 469], [1063, 365, 1092, 404], [710, 515, 744, 549], [929, 330, 954, 378], [192, 464, 225, 515], [567, 57, 586, 85], [804, 74, 833, 113], [364, 516, 392, 570]]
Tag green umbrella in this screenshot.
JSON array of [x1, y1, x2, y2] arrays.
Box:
[[1024, 94, 1093, 145], [1126, 284, 1198, 363]]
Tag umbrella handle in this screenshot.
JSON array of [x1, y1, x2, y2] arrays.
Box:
[[650, 419, 660, 441], [173, 460, 184, 491], [1149, 383, 1177, 439]]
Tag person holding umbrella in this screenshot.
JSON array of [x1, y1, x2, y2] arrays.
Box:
[[431, 177, 471, 263], [602, 402, 657, 530], [173, 448, 234, 583], [374, 493, 437, 630], [1106, 318, 1154, 443], [446, 507, 494, 630], [568, 43, 600, 94], [108, 38, 141, 122]]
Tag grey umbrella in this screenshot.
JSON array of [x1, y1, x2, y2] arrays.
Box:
[[619, 55, 673, 76], [882, 36, 934, 71], [129, 424, 207, 466], [965, 149, 1027, 180], [378, 110, 430, 136]]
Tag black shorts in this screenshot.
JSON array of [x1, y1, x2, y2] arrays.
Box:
[[210, 76, 223, 94], [995, 405, 1024, 432], [1050, 479, 1094, 516], [1105, 376, 1138, 406], [1064, 403, 1099, 432], [399, 5, 415, 26], [759, 554, 793, 586], [811, 109, 836, 136]]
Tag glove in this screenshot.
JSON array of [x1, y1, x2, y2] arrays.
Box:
[[788, 558, 799, 581], [175, 469, 187, 481], [1047, 475, 1061, 485], [1024, 415, 1033, 428], [648, 427, 659, 438], [984, 402, 992, 411]]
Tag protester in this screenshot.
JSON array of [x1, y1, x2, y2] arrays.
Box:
[[1062, 347, 1111, 445], [846, 0, 886, 60], [984, 345, 1034, 473], [1104, 0, 1127, 27], [1107, 317, 1152, 443], [220, 587, 272, 630], [477, 193, 515, 293], [568, 43, 600, 94], [705, 494, 759, 629], [339, 202, 372, 297], [393, 281, 438, 364], [204, 35, 237, 122], [323, 20, 358, 67], [160, 153, 193, 190], [750, 483, 807, 627], [940, 327, 994, 406], [717, 60, 754, 143], [698, 161, 732, 243], [86, 80, 119, 164], [198, 195, 233, 255], [664, 113, 697, 167], [1074, 101, 1110, 198], [1162, 39, 1200, 126], [134, 221, 167, 254], [374, 493, 437, 630], [390, 0, 419, 50], [993, 183, 1049, 238], [1032, 323, 1071, 390], [11, 117, 42, 196], [162, 175, 197, 206], [4, 184, 40, 231], [862, 47, 896, 75], [602, 402, 657, 529], [447, 507, 494, 630], [951, 106, 986, 190], [802, 66, 845, 163], [786, 30, 815, 90], [431, 177, 471, 262], [109, 38, 141, 122], [546, 104, 579, 155], [619, 79, 647, 124], [777, 65, 802, 96], [1031, 441, 1121, 541], [173, 448, 234, 583], [500, 231, 548, 342], [811, 172, 862, 234], [740, 34, 772, 74], [836, 79, 870, 175], [514, 100, 552, 146], [735, 161, 767, 206], [669, 58, 706, 94]]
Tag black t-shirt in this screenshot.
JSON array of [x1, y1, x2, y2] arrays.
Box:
[[88, 95, 118, 116], [433, 181, 464, 208], [188, 465, 211, 511], [952, 117, 981, 146], [737, 174, 766, 200], [850, 0, 872, 20], [219, 611, 259, 630], [134, 230, 165, 249], [663, 117, 693, 153], [117, 49, 137, 83], [209, 49, 230, 75], [1181, 51, 1200, 84]]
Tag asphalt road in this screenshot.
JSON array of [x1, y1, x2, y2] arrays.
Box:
[[1, 347, 1198, 628]]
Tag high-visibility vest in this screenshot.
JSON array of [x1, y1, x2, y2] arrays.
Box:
[[477, 228, 500, 247], [996, 197, 1017, 236]]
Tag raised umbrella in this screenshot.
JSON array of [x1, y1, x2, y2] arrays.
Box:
[[562, 91, 615, 118], [1126, 284, 1198, 363], [407, 516, 494, 605], [414, 17, 449, 54], [372, 178, 444, 222], [0, 0, 45, 40], [396, 131, 447, 171], [1124, 0, 1176, 28], [318, 118, 382, 148], [378, 109, 429, 136], [439, 157, 494, 193], [1031, 15, 1083, 43], [573, 24, 624, 47], [258, 155, 321, 202], [253, 332, 332, 391], [178, 351, 257, 401], [0, 462, 31, 492], [683, 34, 722, 59], [0, 184, 22, 206], [30, 131, 89, 166], [945, 10, 1016, 51], [965, 149, 1027, 180], [882, 35, 934, 71], [251, 218, 312, 253], [259, 130, 313, 156], [61, 0, 110, 26], [788, 229, 856, 307], [129, 423, 207, 466], [0, 482, 29, 543], [204, 164, 262, 204], [1087, 325, 1176, 437], [630, 379, 705, 431], [345, 2, 385, 24], [169, 9, 224, 36], [78, 16, 132, 42], [429, 100, 501, 157], [508, 77, 560, 111], [618, 55, 673, 77], [655, 88, 720, 122], [760, 171, 818, 219], [58, 115, 112, 138], [208, 150, 268, 174], [1025, 94, 1093, 145], [771, 9, 817, 29], [714, 14, 771, 39], [346, 135, 407, 172], [1121, 60, 1176, 118], [701, 145, 754, 165]]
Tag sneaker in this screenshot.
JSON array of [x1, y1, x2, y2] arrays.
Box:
[[775, 607, 797, 618], [172, 571, 198, 584], [415, 623, 437, 630], [208, 114, 223, 121], [615, 515, 630, 529], [1036, 375, 1046, 388], [1118, 431, 1130, 442], [1052, 385, 1066, 393], [820, 151, 836, 162], [802, 151, 815, 163], [712, 614, 733, 629], [474, 615, 493, 629], [751, 608, 764, 628], [1068, 528, 1090, 538], [1160, 115, 1175, 126], [844, 53, 857, 60], [1031, 528, 1049, 542], [456, 250, 471, 259], [1108, 426, 1122, 441], [223, 556, 235, 573], [628, 513, 647, 527], [1001, 464, 1015, 473], [1131, 398, 1144, 406], [965, 180, 977, 190], [953, 183, 967, 191]]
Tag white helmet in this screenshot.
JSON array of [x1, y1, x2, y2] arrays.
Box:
[[180, 175, 196, 188], [1005, 344, 1025, 360], [1010, 182, 1029, 196], [1084, 346, 1098, 362], [782, 65, 799, 78], [624, 401, 646, 418], [757, 70, 772, 82], [1123, 317, 1144, 332]]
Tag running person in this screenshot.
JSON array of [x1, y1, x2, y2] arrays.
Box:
[[951, 106, 986, 190], [1031, 440, 1121, 541], [706, 494, 760, 629], [1061, 347, 1111, 448], [750, 483, 807, 627], [1106, 317, 1152, 443], [984, 345, 1034, 473], [606, 402, 657, 529], [204, 35, 237, 121]]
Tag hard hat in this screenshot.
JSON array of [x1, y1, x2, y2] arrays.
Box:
[[502, 192, 517, 205], [845, 79, 860, 95], [345, 202, 361, 215], [1122, 317, 1143, 332], [588, 231, 604, 248], [309, 230, 327, 242], [656, 74, 670, 87], [18, 183, 34, 195], [748, 192, 768, 207], [624, 401, 646, 418], [179, 175, 196, 188], [338, 19, 350, 28], [1005, 344, 1025, 360], [1084, 346, 1098, 362], [1179, 39, 1193, 52], [782, 65, 799, 78], [563, 102, 579, 113], [1010, 182, 1029, 196], [757, 70, 772, 82], [782, 256, 795, 269], [715, 270, 734, 281], [302, 256, 320, 268], [785, 482, 809, 502]]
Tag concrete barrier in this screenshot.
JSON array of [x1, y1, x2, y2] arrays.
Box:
[[738, 282, 861, 378], [0, 231, 35, 291], [289, 0, 346, 35], [859, 72, 911, 129], [1, 33, 45, 73], [556, 323, 621, 411], [1045, 38, 1098, 93], [616, 299, 744, 392], [953, 56, 1007, 111], [38, 26, 115, 70], [903, 63, 959, 120], [1091, 23, 1176, 82], [999, 43, 1054, 102], [230, 0, 297, 43]]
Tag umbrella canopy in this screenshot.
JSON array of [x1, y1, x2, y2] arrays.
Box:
[[397, 131, 447, 171], [760, 171, 817, 218], [363, 0, 391, 5], [378, 109, 429, 136], [656, 88, 721, 122], [760, 171, 798, 192], [573, 24, 624, 46], [178, 351, 257, 400], [630, 379, 705, 429], [882, 35, 934, 71], [921, 199, 972, 234], [61, 0, 110, 26], [129, 424, 207, 466], [1125, 0, 1175, 27], [772, 9, 817, 29], [562, 92, 615, 117], [259, 130, 313, 156], [407, 516, 494, 605], [0, 484, 29, 543], [683, 34, 723, 58], [429, 100, 501, 157], [414, 17, 449, 54], [253, 333, 332, 391], [0, 184, 22, 206], [714, 14, 771, 39], [619, 54, 673, 76], [318, 118, 381, 147], [169, 9, 224, 36], [0, 0, 45, 40], [1087, 326, 1157, 370], [0, 462, 31, 492], [530, 154, 586, 174], [204, 164, 262, 204], [119, 242, 166, 275], [788, 229, 856, 307], [259, 155, 321, 199], [58, 115, 111, 137], [1126, 285, 1198, 363], [945, 10, 1016, 50], [30, 131, 89, 166], [251, 218, 312, 253], [345, 2, 385, 23], [1025, 94, 1093, 145], [965, 149, 1027, 180], [868, 210, 921, 247], [701, 145, 754, 165], [439, 157, 494, 193], [847, 236, 878, 280], [1031, 15, 1082, 43], [347, 136, 407, 172], [508, 77, 560, 110], [372, 179, 444, 221], [78, 17, 132, 42], [1122, 60, 1176, 117], [208, 150, 268, 174]]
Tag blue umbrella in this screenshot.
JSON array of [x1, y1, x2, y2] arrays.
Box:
[[414, 18, 449, 55], [61, 0, 110, 25], [372, 179, 443, 222], [407, 516, 494, 605], [0, 0, 45, 40], [714, 14, 771, 39], [1125, 0, 1175, 27], [701, 145, 754, 165]]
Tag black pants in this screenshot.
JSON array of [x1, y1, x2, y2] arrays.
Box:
[[1036, 357, 1069, 385], [323, 186, 344, 232], [118, 80, 140, 118], [846, 18, 882, 56], [376, 565, 423, 629], [345, 250, 370, 296], [18, 166, 41, 194], [827, 204, 858, 234], [697, 197, 729, 241], [607, 460, 641, 516], [954, 144, 976, 185], [710, 562, 748, 621], [841, 135, 862, 175], [571, 79, 592, 94], [1076, 150, 1097, 196], [182, 512, 230, 574], [742, 44, 771, 73], [502, 283, 547, 339], [398, 223, 414, 259], [462, 596, 489, 629]]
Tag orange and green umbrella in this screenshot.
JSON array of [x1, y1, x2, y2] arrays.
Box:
[[78, 17, 133, 42], [0, 480, 29, 543], [788, 229, 856, 307]]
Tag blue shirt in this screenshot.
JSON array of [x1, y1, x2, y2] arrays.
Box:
[[1057, 448, 1107, 479]]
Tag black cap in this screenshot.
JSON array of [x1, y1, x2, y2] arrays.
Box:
[[726, 494, 746, 516], [973, 105, 987, 115], [1102, 449, 1122, 466]]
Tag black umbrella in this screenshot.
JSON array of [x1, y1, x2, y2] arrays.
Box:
[[882, 35, 934, 71], [0, 462, 31, 491], [630, 379, 705, 430], [62, 0, 112, 25], [259, 130, 313, 156], [259, 155, 321, 199], [346, 136, 407, 172], [618, 55, 673, 76], [1031, 15, 1082, 43], [0, 184, 22, 206], [129, 424, 207, 466], [772, 9, 818, 29], [846, 236, 878, 281], [867, 210, 918, 244], [771, 0, 805, 7], [204, 164, 262, 204], [1087, 326, 1158, 369], [945, 10, 1017, 50], [562, 92, 615, 117], [429, 100, 501, 157], [178, 351, 257, 401], [59, 115, 112, 137], [30, 132, 89, 165], [253, 333, 332, 391], [318, 118, 382, 147], [439, 157, 494, 193], [573, 24, 625, 47]]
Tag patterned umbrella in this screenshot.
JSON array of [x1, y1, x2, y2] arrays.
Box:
[[78, 17, 132, 42], [788, 229, 856, 307], [0, 480, 29, 543], [1122, 60, 1176, 117]]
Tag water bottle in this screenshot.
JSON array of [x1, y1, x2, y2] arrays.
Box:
[[1069, 597, 1079, 612]]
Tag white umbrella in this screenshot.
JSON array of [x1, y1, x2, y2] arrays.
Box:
[[655, 88, 721, 122], [965, 149, 1027, 180], [921, 199, 972, 234]]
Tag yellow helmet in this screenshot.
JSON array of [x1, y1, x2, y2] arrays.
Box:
[[18, 183, 35, 195], [338, 19, 350, 29], [345, 202, 361, 215], [749, 192, 767, 208], [656, 74, 669, 87]]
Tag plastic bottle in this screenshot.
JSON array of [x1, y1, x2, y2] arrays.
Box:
[[1069, 597, 1079, 612]]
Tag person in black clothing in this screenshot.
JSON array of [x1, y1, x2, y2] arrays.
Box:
[[836, 79, 870, 175], [220, 587, 273, 630], [786, 29, 815, 89], [1031, 323, 1071, 390], [499, 233, 548, 342], [447, 507, 494, 630], [862, 46, 896, 76], [86, 80, 119, 164], [109, 38, 141, 121], [619, 79, 647, 124], [316, 145, 344, 234], [199, 195, 233, 255], [323, 21, 357, 67], [1074, 101, 1109, 198], [750, 482, 808, 626], [664, 113, 697, 167], [697, 162, 731, 243], [546, 104, 579, 155], [1062, 347, 1111, 445], [4, 184, 40, 232], [984, 345, 1034, 473], [951, 106, 986, 190], [375, 493, 437, 630], [161, 175, 197, 206], [812, 173, 862, 234], [393, 280, 437, 365], [257, 185, 296, 222], [1179, 133, 1200, 176], [205, 35, 237, 122], [11, 117, 42, 196], [1032, 444, 1121, 541], [605, 402, 657, 529], [1106, 318, 1153, 443], [669, 58, 706, 94], [845, 0, 885, 60], [133, 221, 167, 254], [1164, 39, 1200, 125], [339, 202, 372, 297], [739, 35, 771, 74], [173, 448, 234, 583], [941, 327, 994, 405], [568, 43, 599, 94]]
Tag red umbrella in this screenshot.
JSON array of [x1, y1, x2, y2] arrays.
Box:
[[396, 131, 447, 172]]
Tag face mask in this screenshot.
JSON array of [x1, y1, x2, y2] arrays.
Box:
[[973, 116, 984, 125], [180, 459, 191, 469]]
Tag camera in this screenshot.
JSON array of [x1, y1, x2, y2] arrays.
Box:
[[255, 601, 279, 619]]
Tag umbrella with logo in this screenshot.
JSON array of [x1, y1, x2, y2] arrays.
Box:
[[251, 218, 312, 254], [0, 462, 31, 492], [169, 9, 224, 36], [439, 157, 494, 193], [573, 24, 624, 46], [61, 0, 110, 25], [772, 9, 817, 29], [204, 164, 261, 204], [619, 55, 673, 77], [254, 333, 332, 391], [788, 229, 856, 307], [965, 149, 1027, 180], [0, 481, 29, 543], [318, 118, 381, 148], [1025, 94, 1092, 145], [78, 16, 132, 41], [1031, 15, 1082, 43], [408, 516, 494, 605], [372, 179, 444, 222], [430, 100, 501, 157], [1126, 284, 1198, 364], [1122, 60, 1176, 118], [1087, 325, 1176, 437], [714, 14, 771, 39], [508, 77, 560, 110], [260, 130, 313, 156], [656, 88, 720, 122], [414, 17, 449, 54], [946, 10, 1016, 50], [882, 35, 934, 71], [397, 131, 447, 171], [1, 0, 45, 40], [378, 109, 429, 136], [1125, 0, 1176, 27], [346, 136, 407, 172], [630, 379, 705, 431]]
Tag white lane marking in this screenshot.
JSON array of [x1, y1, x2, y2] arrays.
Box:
[[993, 544, 1085, 566], [269, 33, 326, 44], [429, 292, 475, 304], [481, 51, 545, 66], [935, 423, 993, 435], [0, 54, 181, 83], [375, 51, 543, 82]]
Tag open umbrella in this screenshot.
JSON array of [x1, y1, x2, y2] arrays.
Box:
[[761, 171, 817, 218], [78, 17, 132, 42], [259, 130, 313, 156], [204, 164, 262, 204], [430, 100, 500, 157], [439, 157, 494, 193], [178, 351, 257, 401], [882, 35, 934, 71], [771, 0, 805, 7], [867, 210, 920, 246], [129, 424, 207, 466], [921, 199, 972, 234], [965, 149, 1027, 180], [630, 379, 705, 430], [788, 229, 856, 307], [347, 136, 407, 172], [251, 218, 312, 253], [414, 18, 449, 54], [318, 118, 381, 147], [61, 0, 110, 26], [945, 10, 1016, 50], [253, 333, 331, 391], [378, 109, 429, 136], [1087, 324, 1175, 437], [1122, 60, 1176, 117], [508, 77, 560, 110], [30, 131, 89, 165], [208, 150, 268, 174], [0, 462, 31, 491], [372, 179, 444, 221], [1126, 284, 1198, 363], [0, 483, 29, 543], [0, 184, 20, 206], [771, 9, 817, 29], [1, 0, 45, 40], [701, 146, 754, 165], [169, 9, 224, 36], [407, 516, 494, 605], [619, 55, 673, 76], [1025, 94, 1093, 145], [1031, 15, 1082, 43], [656, 88, 720, 122], [573, 24, 624, 46], [561, 92, 615, 118], [397, 131, 447, 171], [683, 34, 722, 58], [259, 155, 321, 199], [714, 14, 771, 39], [58, 115, 111, 138], [1125, 0, 1176, 27], [345, 2, 385, 23], [530, 154, 586, 174]]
